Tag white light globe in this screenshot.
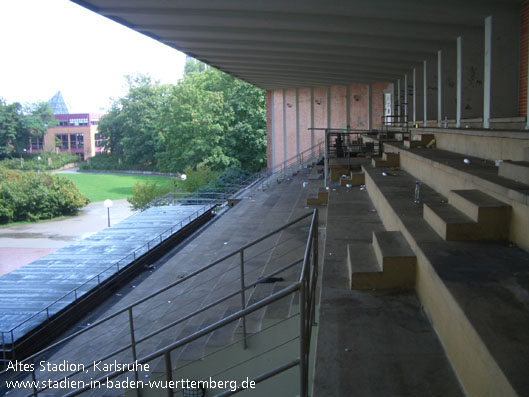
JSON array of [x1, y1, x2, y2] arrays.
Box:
[[104, 199, 113, 208], [180, 174, 187, 181]]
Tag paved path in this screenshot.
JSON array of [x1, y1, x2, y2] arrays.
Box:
[[0, 200, 135, 277]]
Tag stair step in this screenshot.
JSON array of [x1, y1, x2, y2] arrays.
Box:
[[339, 172, 365, 186], [498, 161, 529, 185], [423, 202, 478, 241], [403, 133, 435, 148], [373, 231, 416, 269], [349, 232, 416, 290], [449, 189, 511, 224]]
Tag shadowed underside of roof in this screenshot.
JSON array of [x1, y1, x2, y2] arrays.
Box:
[[71, 0, 524, 90]]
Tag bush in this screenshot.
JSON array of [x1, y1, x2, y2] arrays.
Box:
[[127, 180, 173, 210], [197, 167, 254, 194], [0, 169, 89, 224], [0, 152, 78, 172], [181, 164, 220, 192]]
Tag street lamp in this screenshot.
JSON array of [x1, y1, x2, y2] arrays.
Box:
[[37, 156, 41, 173], [180, 174, 187, 181], [104, 199, 113, 227]]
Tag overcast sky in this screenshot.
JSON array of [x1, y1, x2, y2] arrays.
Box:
[[0, 0, 186, 113]]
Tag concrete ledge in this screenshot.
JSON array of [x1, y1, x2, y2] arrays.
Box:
[[415, 129, 529, 161], [498, 161, 529, 185], [384, 143, 529, 251]]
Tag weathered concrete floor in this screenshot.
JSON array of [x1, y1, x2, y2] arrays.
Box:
[[363, 163, 529, 395], [313, 184, 463, 396], [0, 205, 210, 343]]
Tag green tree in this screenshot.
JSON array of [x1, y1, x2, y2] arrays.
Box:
[[0, 99, 57, 159], [98, 75, 171, 167]]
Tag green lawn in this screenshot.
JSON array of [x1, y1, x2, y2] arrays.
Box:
[[59, 173, 176, 202]]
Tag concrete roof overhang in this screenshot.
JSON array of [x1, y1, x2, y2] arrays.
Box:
[[72, 0, 523, 89]]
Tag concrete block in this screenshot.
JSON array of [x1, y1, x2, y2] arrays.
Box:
[[349, 231, 416, 290], [423, 203, 476, 241], [372, 153, 399, 168], [339, 172, 365, 186], [498, 161, 529, 185], [449, 189, 511, 223]]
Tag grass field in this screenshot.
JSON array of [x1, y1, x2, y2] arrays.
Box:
[[59, 173, 176, 202]]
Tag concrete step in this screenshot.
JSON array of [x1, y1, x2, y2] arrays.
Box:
[[372, 152, 400, 168], [403, 133, 435, 148], [206, 305, 240, 348], [498, 160, 529, 185], [449, 189, 511, 225], [307, 187, 328, 206], [349, 231, 416, 290], [339, 172, 365, 186], [425, 193, 510, 241], [423, 202, 477, 241]]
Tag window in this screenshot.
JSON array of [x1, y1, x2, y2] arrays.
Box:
[[90, 120, 98, 126], [57, 134, 68, 149], [69, 118, 88, 126], [59, 120, 68, 127], [94, 133, 104, 147], [71, 134, 84, 148]]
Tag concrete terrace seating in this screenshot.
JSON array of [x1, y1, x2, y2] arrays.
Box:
[[362, 156, 529, 396], [313, 181, 462, 396], [383, 142, 529, 251]]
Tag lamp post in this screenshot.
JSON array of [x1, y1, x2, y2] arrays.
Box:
[[180, 173, 187, 181], [104, 199, 113, 227], [37, 156, 41, 173]]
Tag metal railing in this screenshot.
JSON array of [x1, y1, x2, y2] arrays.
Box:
[[260, 141, 324, 189], [382, 115, 409, 133], [2, 209, 318, 397], [0, 203, 214, 361]]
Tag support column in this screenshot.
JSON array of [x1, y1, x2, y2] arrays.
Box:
[[282, 88, 287, 163], [413, 68, 417, 124], [270, 90, 275, 169], [457, 37, 462, 128], [484, 16, 492, 129], [296, 88, 300, 156], [423, 60, 427, 126], [368, 83, 372, 130], [438, 50, 442, 127], [397, 79, 401, 122], [404, 73, 408, 123]]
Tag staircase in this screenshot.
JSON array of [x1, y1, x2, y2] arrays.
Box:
[[423, 189, 511, 241]]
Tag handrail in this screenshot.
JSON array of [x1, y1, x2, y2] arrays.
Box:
[[1, 210, 314, 373], [63, 208, 318, 397], [0, 203, 214, 351], [4, 208, 318, 397]]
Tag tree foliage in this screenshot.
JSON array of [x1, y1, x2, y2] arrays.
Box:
[[95, 67, 267, 174], [0, 99, 57, 159]]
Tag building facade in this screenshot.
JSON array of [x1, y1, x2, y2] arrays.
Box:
[[42, 113, 105, 160]]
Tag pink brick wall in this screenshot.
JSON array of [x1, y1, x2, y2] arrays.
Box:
[[267, 82, 392, 169], [298, 87, 312, 154], [285, 88, 298, 161], [330, 85, 347, 129], [350, 84, 369, 129]]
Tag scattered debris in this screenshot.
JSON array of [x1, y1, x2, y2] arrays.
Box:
[[346, 184, 352, 188], [344, 348, 352, 352], [115, 293, 123, 297], [131, 285, 136, 288], [223, 242, 228, 245], [258, 276, 284, 284], [463, 158, 471, 164]]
